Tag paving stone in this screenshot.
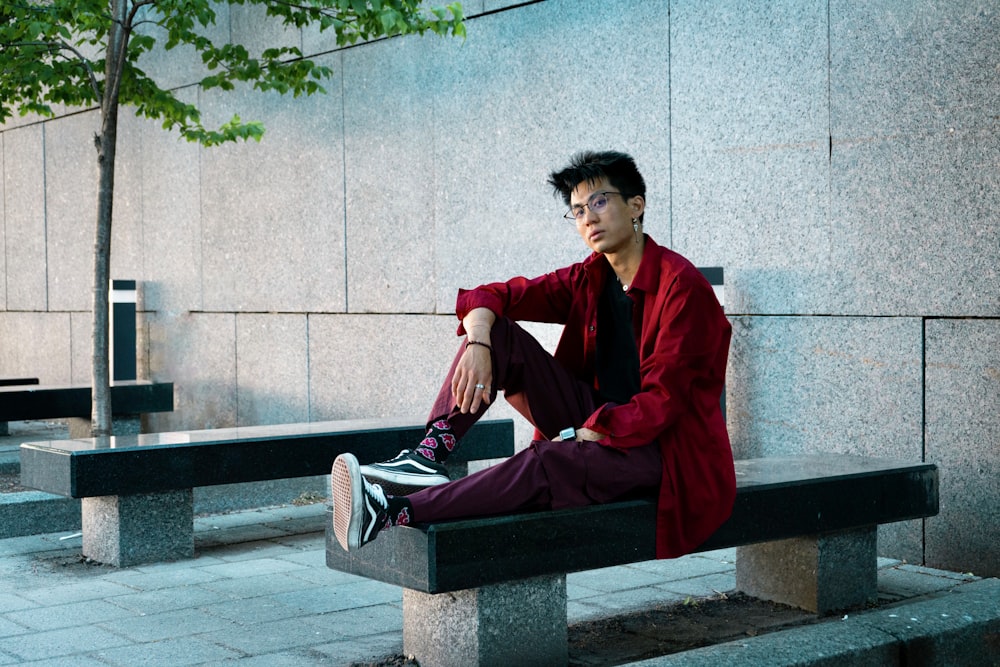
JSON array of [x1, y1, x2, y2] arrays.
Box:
[[0, 593, 37, 613], [96, 636, 242, 666], [0, 625, 132, 662], [4, 599, 136, 632], [0, 618, 29, 639], [99, 607, 237, 643]]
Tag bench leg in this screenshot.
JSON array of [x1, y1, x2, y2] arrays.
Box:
[[735, 526, 877, 615], [403, 574, 567, 666], [82, 490, 194, 567]]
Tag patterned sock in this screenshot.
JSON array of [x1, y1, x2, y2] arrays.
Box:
[[383, 496, 414, 528], [414, 418, 457, 463]]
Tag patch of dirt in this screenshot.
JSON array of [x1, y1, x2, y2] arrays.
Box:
[[350, 657, 419, 667], [0, 472, 27, 494], [356, 592, 824, 667], [566, 592, 818, 666]]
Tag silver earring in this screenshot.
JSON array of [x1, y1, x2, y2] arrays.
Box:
[[632, 219, 640, 243]]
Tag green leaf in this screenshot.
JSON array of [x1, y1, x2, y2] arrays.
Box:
[[1, 0, 466, 145]]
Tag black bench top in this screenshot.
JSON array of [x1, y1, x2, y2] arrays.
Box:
[[326, 455, 939, 593], [20, 417, 514, 498], [0, 377, 39, 387], [0, 381, 173, 421]]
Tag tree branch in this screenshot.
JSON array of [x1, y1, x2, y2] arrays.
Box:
[[0, 40, 101, 101], [58, 40, 102, 100]]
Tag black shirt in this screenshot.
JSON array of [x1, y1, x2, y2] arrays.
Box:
[[595, 271, 641, 405]]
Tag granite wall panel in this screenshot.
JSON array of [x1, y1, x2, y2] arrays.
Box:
[[235, 313, 309, 426], [670, 0, 830, 315], [829, 131, 999, 317], [138, 91, 204, 315], [672, 146, 831, 315], [70, 311, 92, 385], [671, 0, 829, 146], [728, 315, 924, 458], [0, 133, 5, 311], [3, 125, 47, 311], [925, 318, 999, 576], [828, 0, 999, 318], [307, 314, 557, 450], [131, 3, 232, 92], [830, 0, 999, 138], [107, 112, 145, 290], [427, 0, 672, 312], [229, 2, 301, 59], [198, 60, 346, 314], [42, 109, 145, 313], [0, 312, 73, 383], [308, 313, 469, 422], [145, 312, 237, 432], [342, 38, 439, 314], [43, 111, 101, 313]]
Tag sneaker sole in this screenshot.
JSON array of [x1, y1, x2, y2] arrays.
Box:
[[331, 455, 364, 551], [359, 465, 450, 488], [367, 478, 444, 498]]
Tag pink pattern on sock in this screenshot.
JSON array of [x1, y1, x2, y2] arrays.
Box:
[[432, 419, 451, 431], [416, 445, 437, 461], [395, 507, 411, 526], [440, 433, 457, 451], [420, 436, 438, 449]]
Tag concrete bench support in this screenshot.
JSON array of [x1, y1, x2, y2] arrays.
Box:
[[403, 575, 567, 667], [736, 526, 877, 614], [82, 491, 194, 566]]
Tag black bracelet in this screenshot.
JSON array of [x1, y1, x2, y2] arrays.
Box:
[[465, 340, 493, 354]]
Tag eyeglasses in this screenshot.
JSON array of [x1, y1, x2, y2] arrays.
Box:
[[564, 191, 629, 222]]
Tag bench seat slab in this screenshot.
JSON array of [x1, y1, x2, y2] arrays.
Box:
[[21, 418, 513, 498], [82, 491, 194, 567], [0, 381, 173, 421], [326, 456, 938, 593], [403, 575, 567, 667]]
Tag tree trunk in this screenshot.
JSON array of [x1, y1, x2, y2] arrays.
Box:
[[90, 0, 129, 437]]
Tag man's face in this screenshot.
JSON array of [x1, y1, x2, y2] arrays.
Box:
[[570, 177, 643, 256]]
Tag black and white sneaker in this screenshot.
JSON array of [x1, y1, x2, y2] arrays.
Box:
[[331, 453, 389, 551], [359, 449, 450, 495]]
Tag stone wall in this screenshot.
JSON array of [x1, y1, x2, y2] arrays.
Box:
[[1, 0, 996, 576]]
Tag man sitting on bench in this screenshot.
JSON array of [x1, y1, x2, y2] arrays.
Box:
[[332, 150, 735, 560]]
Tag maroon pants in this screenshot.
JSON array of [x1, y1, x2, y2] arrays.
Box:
[[409, 317, 661, 523]]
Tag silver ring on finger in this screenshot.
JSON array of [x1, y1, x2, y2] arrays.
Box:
[[475, 384, 485, 390]]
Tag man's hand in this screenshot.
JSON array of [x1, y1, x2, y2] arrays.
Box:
[[453, 342, 493, 413], [554, 427, 604, 442], [453, 308, 496, 414]]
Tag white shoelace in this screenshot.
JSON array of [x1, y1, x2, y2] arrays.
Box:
[[366, 480, 389, 511]]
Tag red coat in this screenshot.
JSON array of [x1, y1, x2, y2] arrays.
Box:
[[455, 236, 735, 558]]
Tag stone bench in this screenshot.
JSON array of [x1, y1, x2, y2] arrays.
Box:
[[20, 417, 514, 567], [0, 377, 40, 435], [325, 454, 939, 666], [0, 380, 174, 437], [0, 377, 39, 387]]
